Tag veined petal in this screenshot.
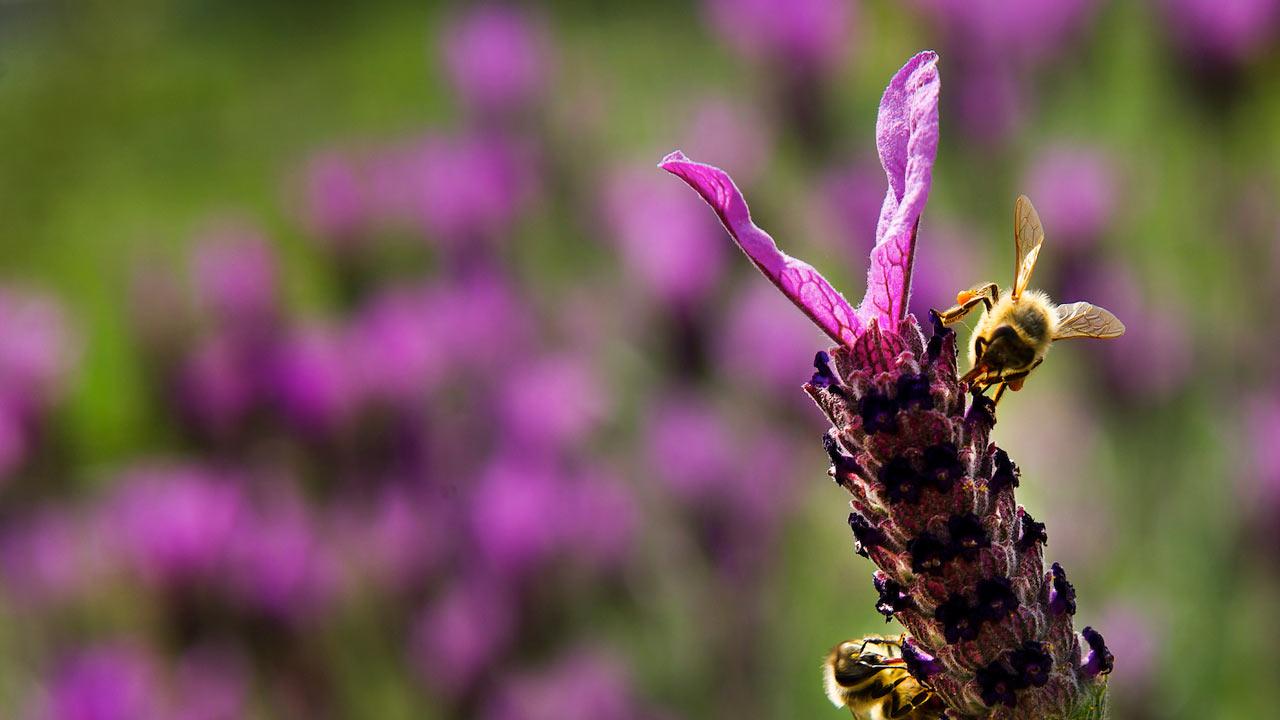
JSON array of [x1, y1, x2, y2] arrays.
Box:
[[858, 51, 940, 331], [660, 151, 861, 346]]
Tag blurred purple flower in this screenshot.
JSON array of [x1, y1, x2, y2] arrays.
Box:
[[413, 576, 514, 697], [683, 98, 774, 186], [482, 649, 645, 720], [603, 167, 727, 308], [561, 468, 638, 571], [267, 323, 358, 436], [176, 332, 257, 437], [1242, 395, 1280, 514], [717, 281, 826, 398], [332, 486, 441, 593], [434, 270, 535, 372], [951, 61, 1024, 147], [300, 151, 368, 246], [409, 132, 536, 249], [905, 220, 980, 322], [348, 286, 446, 405], [227, 489, 337, 620], [190, 224, 279, 332], [500, 353, 609, 452], [913, 0, 1098, 64], [0, 506, 87, 607], [106, 464, 243, 589], [815, 158, 888, 262], [1024, 145, 1119, 251], [1094, 602, 1159, 703], [470, 457, 565, 577], [169, 645, 249, 720], [442, 4, 551, 117], [1157, 0, 1280, 66], [644, 395, 735, 505], [704, 0, 855, 75], [35, 643, 160, 720], [0, 287, 76, 411]]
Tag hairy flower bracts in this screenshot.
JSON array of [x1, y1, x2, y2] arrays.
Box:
[[807, 314, 1109, 718], [661, 51, 1111, 719]]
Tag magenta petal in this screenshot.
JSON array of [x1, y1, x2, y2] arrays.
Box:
[[660, 151, 861, 346], [858, 51, 940, 331]]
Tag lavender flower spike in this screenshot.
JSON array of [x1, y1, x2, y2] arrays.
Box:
[[661, 52, 1111, 719]]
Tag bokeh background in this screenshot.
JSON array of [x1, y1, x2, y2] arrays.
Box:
[[1, 0, 1278, 718]]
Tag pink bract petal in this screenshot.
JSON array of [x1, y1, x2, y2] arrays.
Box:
[[858, 51, 940, 331], [659, 150, 861, 346]]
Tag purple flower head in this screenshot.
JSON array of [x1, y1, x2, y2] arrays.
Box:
[[190, 223, 279, 332], [603, 166, 728, 308], [663, 53, 1110, 717], [1080, 626, 1114, 678], [482, 649, 644, 720], [500, 353, 609, 453], [413, 576, 514, 697], [644, 395, 734, 505], [348, 285, 447, 404], [660, 51, 939, 344], [37, 643, 160, 720], [470, 456, 566, 578], [175, 331, 257, 438], [704, 0, 855, 75], [300, 150, 369, 245], [106, 464, 243, 589], [409, 132, 535, 249], [227, 488, 337, 620], [266, 323, 358, 437], [442, 4, 550, 117], [0, 287, 76, 415], [1158, 0, 1280, 66], [1024, 145, 1119, 251]]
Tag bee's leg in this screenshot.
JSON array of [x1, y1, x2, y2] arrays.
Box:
[[991, 382, 1008, 405], [935, 282, 1000, 326]]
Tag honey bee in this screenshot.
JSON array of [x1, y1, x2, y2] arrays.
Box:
[[936, 195, 1125, 403], [823, 635, 945, 719]]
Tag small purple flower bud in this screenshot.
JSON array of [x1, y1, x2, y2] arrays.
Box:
[[908, 531, 951, 575], [847, 512, 886, 558], [900, 638, 944, 680], [896, 371, 934, 410], [1081, 626, 1114, 678], [1009, 641, 1054, 689], [1016, 509, 1049, 550], [872, 573, 912, 621], [923, 442, 964, 492], [947, 513, 991, 560], [975, 577, 1020, 624], [965, 389, 997, 428], [976, 661, 1020, 708], [1049, 562, 1077, 616], [990, 447, 1021, 493], [441, 4, 550, 117], [811, 350, 838, 388], [879, 457, 925, 504], [935, 594, 978, 644], [824, 433, 860, 485], [860, 388, 899, 434], [926, 309, 953, 361]]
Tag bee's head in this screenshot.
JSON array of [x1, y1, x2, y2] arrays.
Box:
[[827, 641, 881, 686]]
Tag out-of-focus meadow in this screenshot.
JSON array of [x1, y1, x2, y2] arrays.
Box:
[[0, 0, 1278, 717]]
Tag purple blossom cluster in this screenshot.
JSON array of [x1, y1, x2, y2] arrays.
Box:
[[663, 52, 1114, 718]]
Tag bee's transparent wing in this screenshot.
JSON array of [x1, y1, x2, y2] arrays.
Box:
[[1053, 302, 1126, 340], [1012, 195, 1045, 300]]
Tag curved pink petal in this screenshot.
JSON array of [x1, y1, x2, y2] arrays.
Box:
[[858, 51, 941, 331], [659, 151, 860, 346]]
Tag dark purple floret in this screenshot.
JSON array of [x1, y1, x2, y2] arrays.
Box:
[[975, 577, 1019, 623], [872, 574, 912, 621], [1009, 641, 1053, 688], [1049, 562, 1077, 616], [947, 513, 990, 560], [811, 351, 838, 388], [823, 433, 860, 485], [1016, 509, 1048, 551], [1081, 626, 1114, 678], [935, 594, 978, 644], [847, 512, 887, 559], [922, 442, 964, 492], [900, 638, 944, 680], [896, 371, 933, 410], [908, 531, 950, 575], [976, 661, 1019, 708], [860, 389, 899, 434], [879, 457, 924, 504], [965, 389, 996, 428], [925, 310, 952, 361], [989, 447, 1020, 493]]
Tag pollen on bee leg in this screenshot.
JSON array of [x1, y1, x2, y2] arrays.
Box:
[[956, 290, 976, 304]]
